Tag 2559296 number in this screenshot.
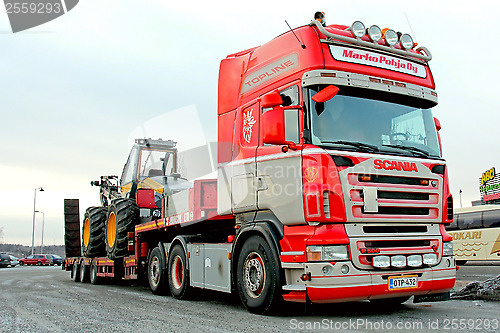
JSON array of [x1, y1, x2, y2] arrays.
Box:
[[5, 2, 62, 14]]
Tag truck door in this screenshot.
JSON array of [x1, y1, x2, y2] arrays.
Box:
[[230, 102, 259, 213], [256, 85, 305, 224]]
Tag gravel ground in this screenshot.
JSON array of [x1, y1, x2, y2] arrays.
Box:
[[1, 265, 499, 333]]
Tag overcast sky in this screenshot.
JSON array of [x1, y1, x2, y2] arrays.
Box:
[[1, 0, 499, 245]]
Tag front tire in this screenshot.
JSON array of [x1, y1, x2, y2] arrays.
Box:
[[236, 235, 282, 315], [148, 247, 168, 295], [105, 199, 139, 260], [168, 245, 191, 299]]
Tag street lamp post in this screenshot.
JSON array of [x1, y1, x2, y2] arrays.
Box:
[[459, 189, 463, 208], [31, 187, 44, 255], [35, 210, 45, 254]]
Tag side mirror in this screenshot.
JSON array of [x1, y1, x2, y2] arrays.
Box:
[[312, 85, 339, 103], [434, 117, 441, 131], [261, 91, 283, 109], [262, 106, 298, 149], [262, 107, 286, 145]]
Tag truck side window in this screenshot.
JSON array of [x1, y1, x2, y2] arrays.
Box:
[[281, 85, 300, 143], [280, 85, 299, 106]]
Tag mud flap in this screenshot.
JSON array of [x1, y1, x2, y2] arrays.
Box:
[[413, 292, 450, 303]]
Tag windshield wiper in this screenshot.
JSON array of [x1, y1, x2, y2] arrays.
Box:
[[320, 140, 379, 152], [382, 144, 430, 158]]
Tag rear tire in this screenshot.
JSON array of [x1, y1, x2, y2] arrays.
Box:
[[72, 261, 81, 282], [82, 207, 107, 257], [168, 245, 191, 299], [90, 260, 101, 285], [37, 261, 42, 266], [105, 199, 139, 260], [148, 247, 169, 295], [80, 262, 90, 283], [236, 235, 282, 315]]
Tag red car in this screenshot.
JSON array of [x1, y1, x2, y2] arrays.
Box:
[[19, 254, 54, 266]]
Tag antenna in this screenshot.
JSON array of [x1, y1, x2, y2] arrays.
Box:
[[404, 12, 418, 43], [285, 20, 306, 49]]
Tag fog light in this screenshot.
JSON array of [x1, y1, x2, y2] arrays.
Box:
[[373, 255, 390, 268], [341, 264, 349, 274], [391, 255, 406, 268], [351, 21, 366, 38], [400, 33, 414, 50], [384, 29, 398, 46], [423, 253, 438, 265], [368, 25, 382, 42], [322, 265, 334, 275], [407, 255, 422, 267]]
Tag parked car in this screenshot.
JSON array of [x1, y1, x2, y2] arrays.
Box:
[[8, 255, 19, 267], [0, 253, 11, 268], [19, 254, 53, 266], [48, 254, 63, 266]]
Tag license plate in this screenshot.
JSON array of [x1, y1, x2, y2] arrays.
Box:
[[388, 275, 418, 290]]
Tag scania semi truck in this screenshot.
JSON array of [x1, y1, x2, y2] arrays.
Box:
[[64, 15, 456, 314]]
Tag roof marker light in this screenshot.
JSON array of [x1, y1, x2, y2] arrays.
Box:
[[383, 29, 398, 46], [367, 25, 382, 42], [400, 34, 414, 50], [351, 21, 366, 38]]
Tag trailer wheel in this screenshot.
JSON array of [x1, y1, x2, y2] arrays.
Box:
[[105, 199, 139, 260], [80, 262, 90, 283], [82, 207, 107, 257], [168, 245, 191, 299], [72, 261, 81, 282], [90, 260, 101, 285], [148, 247, 168, 295], [236, 235, 282, 315]]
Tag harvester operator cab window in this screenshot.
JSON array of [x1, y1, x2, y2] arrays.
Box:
[[120, 146, 139, 187], [138, 149, 175, 181]]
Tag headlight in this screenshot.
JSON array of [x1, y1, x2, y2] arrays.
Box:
[[443, 242, 454, 256], [307, 245, 349, 261], [423, 253, 438, 265]]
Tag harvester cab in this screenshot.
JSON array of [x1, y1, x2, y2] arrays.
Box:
[[92, 138, 192, 210]]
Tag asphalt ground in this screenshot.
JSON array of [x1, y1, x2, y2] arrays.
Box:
[[0, 263, 498, 333]]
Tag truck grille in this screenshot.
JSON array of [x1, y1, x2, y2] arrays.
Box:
[[347, 172, 441, 222]]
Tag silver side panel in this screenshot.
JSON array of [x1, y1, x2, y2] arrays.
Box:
[[166, 189, 190, 217], [257, 150, 305, 225], [188, 243, 232, 293]]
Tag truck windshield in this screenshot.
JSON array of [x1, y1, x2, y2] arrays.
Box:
[[307, 86, 441, 158]]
